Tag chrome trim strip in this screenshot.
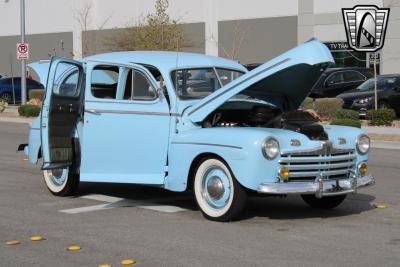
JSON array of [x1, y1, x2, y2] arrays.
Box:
[[281, 143, 354, 156], [285, 162, 354, 171], [30, 127, 40, 130], [171, 141, 242, 149], [84, 109, 172, 116], [279, 155, 356, 163], [288, 169, 350, 178], [187, 58, 291, 116], [85, 99, 158, 105]]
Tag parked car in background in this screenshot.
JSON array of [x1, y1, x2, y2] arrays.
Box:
[[337, 75, 400, 116], [310, 67, 373, 98], [388, 89, 400, 116], [0, 77, 44, 103], [245, 63, 261, 71]]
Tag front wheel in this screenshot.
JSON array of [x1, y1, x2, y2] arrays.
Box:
[[194, 158, 247, 221], [43, 167, 79, 196], [301, 194, 346, 209]]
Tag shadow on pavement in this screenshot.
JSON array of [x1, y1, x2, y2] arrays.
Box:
[[238, 193, 376, 221], [75, 182, 376, 221]]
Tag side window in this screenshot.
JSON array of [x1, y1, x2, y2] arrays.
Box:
[[171, 68, 220, 98], [91, 66, 119, 99], [343, 71, 365, 82], [53, 63, 81, 97], [326, 72, 344, 85], [123, 69, 156, 100]]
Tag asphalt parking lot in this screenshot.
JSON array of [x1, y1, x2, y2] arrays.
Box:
[[0, 122, 399, 267]]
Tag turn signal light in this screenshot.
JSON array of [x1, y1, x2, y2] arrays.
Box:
[[278, 167, 289, 181], [358, 162, 368, 175]]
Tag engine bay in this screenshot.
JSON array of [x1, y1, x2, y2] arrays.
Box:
[[202, 102, 328, 141]]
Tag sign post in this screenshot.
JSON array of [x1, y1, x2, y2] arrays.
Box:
[[19, 0, 27, 105]]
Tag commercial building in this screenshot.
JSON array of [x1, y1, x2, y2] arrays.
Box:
[[0, 0, 399, 76]]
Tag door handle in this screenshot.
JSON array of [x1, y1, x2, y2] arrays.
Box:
[[86, 109, 101, 115]]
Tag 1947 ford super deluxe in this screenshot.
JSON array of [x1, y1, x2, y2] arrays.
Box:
[[19, 39, 374, 221]]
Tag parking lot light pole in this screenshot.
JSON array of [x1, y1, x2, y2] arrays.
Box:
[[20, 0, 27, 105]]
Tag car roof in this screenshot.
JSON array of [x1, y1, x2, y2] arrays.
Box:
[[376, 74, 400, 78], [83, 51, 247, 73]]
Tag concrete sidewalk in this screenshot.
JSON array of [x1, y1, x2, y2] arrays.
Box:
[[362, 126, 400, 135], [0, 116, 34, 124], [371, 140, 400, 150], [0, 105, 35, 124]]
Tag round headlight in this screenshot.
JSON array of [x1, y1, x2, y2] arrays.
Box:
[[262, 137, 280, 160], [356, 134, 370, 154]]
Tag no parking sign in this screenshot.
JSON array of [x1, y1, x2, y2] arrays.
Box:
[[16, 43, 29, 60]]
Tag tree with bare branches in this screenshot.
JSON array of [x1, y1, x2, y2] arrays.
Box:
[[104, 0, 188, 51]]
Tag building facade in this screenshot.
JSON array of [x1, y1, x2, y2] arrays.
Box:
[[0, 0, 399, 76]]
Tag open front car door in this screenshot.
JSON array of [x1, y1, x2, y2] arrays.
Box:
[[41, 57, 85, 170]]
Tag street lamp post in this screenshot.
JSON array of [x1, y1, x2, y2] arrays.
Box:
[[20, 0, 27, 104]]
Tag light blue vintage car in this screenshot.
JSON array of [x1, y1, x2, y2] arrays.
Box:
[[20, 39, 374, 221]]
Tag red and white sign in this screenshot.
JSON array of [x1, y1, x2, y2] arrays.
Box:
[[16, 43, 29, 60]]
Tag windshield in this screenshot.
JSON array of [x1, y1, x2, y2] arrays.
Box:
[[170, 68, 244, 99], [357, 77, 397, 91]]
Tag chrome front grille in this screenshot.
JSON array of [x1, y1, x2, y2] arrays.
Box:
[[279, 147, 356, 182]]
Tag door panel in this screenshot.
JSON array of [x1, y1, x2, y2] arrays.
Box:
[[41, 57, 84, 169], [80, 62, 170, 184]]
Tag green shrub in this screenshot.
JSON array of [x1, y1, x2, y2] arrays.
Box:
[[18, 104, 41, 117], [330, 119, 361, 128], [366, 109, 396, 126], [28, 89, 45, 100], [336, 109, 359, 120], [300, 97, 344, 120], [0, 100, 8, 113]]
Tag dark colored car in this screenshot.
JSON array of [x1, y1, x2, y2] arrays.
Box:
[[245, 63, 261, 71], [336, 74, 400, 115], [310, 67, 374, 98], [0, 77, 44, 103], [388, 90, 400, 116]]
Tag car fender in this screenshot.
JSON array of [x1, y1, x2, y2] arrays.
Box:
[[27, 116, 42, 164], [165, 127, 295, 192]]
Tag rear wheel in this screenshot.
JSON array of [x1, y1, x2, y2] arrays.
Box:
[[1, 92, 12, 103], [301, 194, 346, 209], [193, 158, 247, 221], [43, 167, 79, 196]]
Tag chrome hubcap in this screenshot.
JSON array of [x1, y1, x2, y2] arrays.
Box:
[[201, 166, 231, 209], [46, 168, 67, 186], [207, 176, 225, 200]]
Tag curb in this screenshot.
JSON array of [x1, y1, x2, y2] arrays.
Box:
[[371, 140, 400, 150], [0, 116, 34, 124]]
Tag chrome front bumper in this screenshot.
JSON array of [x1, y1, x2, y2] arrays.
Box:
[[257, 174, 375, 198]]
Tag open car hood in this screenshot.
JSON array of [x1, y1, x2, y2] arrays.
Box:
[[185, 39, 334, 123]]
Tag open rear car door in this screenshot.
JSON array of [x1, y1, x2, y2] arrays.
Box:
[[41, 57, 85, 170]]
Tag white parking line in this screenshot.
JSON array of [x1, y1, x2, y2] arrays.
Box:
[[60, 203, 113, 214], [59, 194, 190, 214]]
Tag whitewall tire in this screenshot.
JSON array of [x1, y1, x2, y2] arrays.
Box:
[[194, 158, 247, 221], [43, 167, 79, 196]]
